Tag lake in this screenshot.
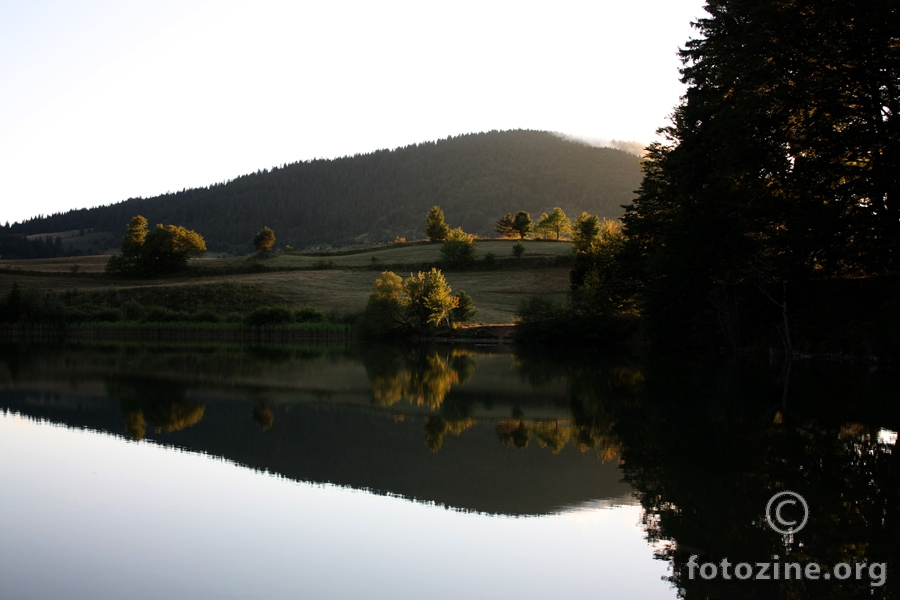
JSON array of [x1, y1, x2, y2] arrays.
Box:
[[1, 341, 897, 599]]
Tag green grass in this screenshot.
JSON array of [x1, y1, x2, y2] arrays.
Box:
[[266, 239, 572, 269], [0, 255, 111, 273], [1, 240, 574, 325], [170, 268, 570, 324]]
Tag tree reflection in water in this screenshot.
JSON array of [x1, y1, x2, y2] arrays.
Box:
[[252, 402, 274, 431], [106, 378, 205, 441], [550, 353, 900, 600], [504, 344, 900, 597], [362, 344, 627, 458], [363, 345, 476, 410], [13, 339, 897, 599]]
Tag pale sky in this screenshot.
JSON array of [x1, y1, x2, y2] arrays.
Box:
[[0, 0, 706, 225]]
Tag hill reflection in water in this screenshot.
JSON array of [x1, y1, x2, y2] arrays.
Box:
[[3, 341, 899, 599], [0, 342, 635, 516]]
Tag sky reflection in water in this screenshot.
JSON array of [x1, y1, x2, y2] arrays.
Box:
[[0, 413, 670, 600], [3, 342, 898, 599]]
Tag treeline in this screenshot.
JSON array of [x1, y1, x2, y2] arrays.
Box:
[[0, 227, 78, 260], [9, 130, 642, 253], [528, 0, 900, 356]]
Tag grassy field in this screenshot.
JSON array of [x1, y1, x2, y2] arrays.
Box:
[[0, 255, 111, 273], [270, 239, 572, 269], [0, 241, 572, 324], [188, 268, 569, 324]]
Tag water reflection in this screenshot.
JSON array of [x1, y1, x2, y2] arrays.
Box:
[[527, 350, 900, 600], [1, 341, 898, 599], [106, 378, 204, 440], [362, 345, 476, 409], [0, 341, 632, 517]]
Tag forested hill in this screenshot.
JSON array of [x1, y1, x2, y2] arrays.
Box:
[[10, 130, 642, 254]]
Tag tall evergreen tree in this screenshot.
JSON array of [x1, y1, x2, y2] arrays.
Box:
[[494, 213, 516, 238], [622, 0, 900, 346]]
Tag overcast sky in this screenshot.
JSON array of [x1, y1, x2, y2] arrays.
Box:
[[0, 0, 706, 225]]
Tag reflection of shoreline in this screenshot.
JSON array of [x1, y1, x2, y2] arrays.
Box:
[[0, 345, 571, 418], [0, 399, 635, 518], [0, 343, 630, 459]]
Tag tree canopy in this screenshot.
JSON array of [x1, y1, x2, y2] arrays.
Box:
[[494, 213, 517, 238], [619, 0, 900, 346], [569, 218, 627, 316], [360, 268, 476, 336], [425, 206, 450, 242], [535, 207, 571, 240], [253, 226, 276, 253], [512, 211, 533, 239], [106, 216, 206, 275], [440, 227, 477, 268]]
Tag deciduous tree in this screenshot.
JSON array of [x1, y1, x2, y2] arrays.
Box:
[[403, 269, 458, 331], [106, 216, 206, 275], [106, 215, 148, 273], [440, 227, 476, 267], [535, 207, 571, 240], [361, 268, 476, 336], [570, 218, 627, 315], [253, 227, 276, 254], [571, 212, 600, 253]]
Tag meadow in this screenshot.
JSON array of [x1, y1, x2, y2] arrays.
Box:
[[0, 240, 573, 325]]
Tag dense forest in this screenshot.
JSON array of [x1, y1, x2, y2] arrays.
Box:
[[8, 130, 642, 255], [0, 225, 74, 259], [564, 0, 900, 354]]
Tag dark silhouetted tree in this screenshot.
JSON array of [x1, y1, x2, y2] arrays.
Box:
[[494, 213, 516, 238], [512, 211, 533, 239], [621, 0, 900, 347], [450, 290, 477, 324]]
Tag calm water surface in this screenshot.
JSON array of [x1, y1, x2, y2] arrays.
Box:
[[1, 342, 897, 599]]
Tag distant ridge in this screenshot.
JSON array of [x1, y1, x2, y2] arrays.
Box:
[[10, 130, 643, 253]]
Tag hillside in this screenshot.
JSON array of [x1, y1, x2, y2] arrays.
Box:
[[9, 130, 643, 254]]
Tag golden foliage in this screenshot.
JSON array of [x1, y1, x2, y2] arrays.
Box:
[[371, 349, 473, 409]]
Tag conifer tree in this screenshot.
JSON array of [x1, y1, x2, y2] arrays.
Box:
[[425, 206, 450, 242]]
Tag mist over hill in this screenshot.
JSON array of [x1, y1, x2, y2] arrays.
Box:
[[9, 130, 643, 254]]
